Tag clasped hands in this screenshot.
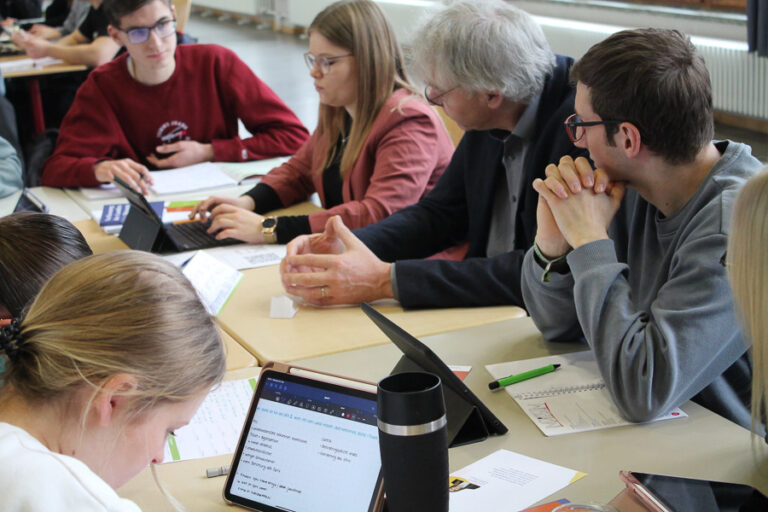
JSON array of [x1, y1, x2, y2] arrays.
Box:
[[533, 155, 626, 259], [280, 216, 393, 306]]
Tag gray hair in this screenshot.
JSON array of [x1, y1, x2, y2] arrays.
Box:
[[411, 0, 556, 102]]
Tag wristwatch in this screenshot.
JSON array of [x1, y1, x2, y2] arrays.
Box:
[[533, 242, 571, 282], [261, 216, 278, 244]]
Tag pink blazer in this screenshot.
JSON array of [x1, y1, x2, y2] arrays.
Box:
[[259, 88, 455, 232]]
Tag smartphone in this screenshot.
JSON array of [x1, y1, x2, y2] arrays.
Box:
[[620, 470, 768, 512], [13, 188, 49, 213]]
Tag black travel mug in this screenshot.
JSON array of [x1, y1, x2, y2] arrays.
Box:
[[377, 372, 449, 512]]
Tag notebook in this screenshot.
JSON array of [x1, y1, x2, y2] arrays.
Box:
[[486, 351, 686, 436], [147, 157, 292, 195]]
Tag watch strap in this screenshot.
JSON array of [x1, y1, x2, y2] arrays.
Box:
[[533, 242, 571, 282]]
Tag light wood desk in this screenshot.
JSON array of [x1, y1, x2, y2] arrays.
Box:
[[73, 216, 526, 364], [118, 317, 768, 510], [0, 186, 90, 220], [218, 264, 526, 363], [65, 191, 526, 365], [1, 55, 87, 135]]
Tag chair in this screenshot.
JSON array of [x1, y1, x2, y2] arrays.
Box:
[[173, 0, 192, 33]]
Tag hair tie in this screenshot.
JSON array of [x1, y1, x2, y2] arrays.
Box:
[[0, 318, 24, 363]]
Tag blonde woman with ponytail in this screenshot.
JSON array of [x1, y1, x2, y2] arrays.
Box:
[[727, 167, 768, 440], [193, 0, 454, 245], [0, 251, 226, 511]]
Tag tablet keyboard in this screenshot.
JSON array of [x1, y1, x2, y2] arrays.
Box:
[[166, 221, 241, 251]]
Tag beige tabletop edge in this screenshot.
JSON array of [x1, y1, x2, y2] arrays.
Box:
[[118, 317, 768, 511]]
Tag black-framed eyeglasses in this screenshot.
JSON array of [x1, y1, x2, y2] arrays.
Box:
[[564, 113, 624, 143], [424, 85, 459, 107], [119, 18, 176, 44], [303, 52, 352, 75]]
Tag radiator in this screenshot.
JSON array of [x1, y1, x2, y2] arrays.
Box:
[[536, 16, 768, 121]]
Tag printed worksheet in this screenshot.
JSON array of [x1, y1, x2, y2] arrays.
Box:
[[449, 450, 585, 511], [163, 377, 257, 463]]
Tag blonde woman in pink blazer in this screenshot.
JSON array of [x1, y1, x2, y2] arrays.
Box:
[[193, 0, 454, 244]]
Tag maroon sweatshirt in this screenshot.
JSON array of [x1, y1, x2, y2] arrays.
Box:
[[42, 44, 309, 187]]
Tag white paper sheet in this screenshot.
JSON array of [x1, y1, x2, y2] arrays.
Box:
[[0, 56, 62, 73], [181, 251, 243, 316], [149, 162, 237, 195], [163, 377, 257, 463], [164, 244, 286, 271], [79, 183, 122, 199], [449, 449, 585, 511]]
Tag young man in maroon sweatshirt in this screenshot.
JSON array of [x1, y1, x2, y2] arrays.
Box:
[[41, 0, 310, 193]]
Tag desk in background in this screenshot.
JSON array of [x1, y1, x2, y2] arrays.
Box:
[[217, 263, 525, 363], [73, 215, 526, 364], [65, 188, 525, 364], [118, 317, 768, 510], [1, 55, 87, 135]]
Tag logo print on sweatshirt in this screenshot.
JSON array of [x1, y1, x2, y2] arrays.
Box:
[[157, 121, 191, 145]]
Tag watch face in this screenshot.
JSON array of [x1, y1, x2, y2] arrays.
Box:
[[262, 218, 277, 229]]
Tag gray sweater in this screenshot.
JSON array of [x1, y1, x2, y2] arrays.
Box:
[[521, 141, 761, 428]]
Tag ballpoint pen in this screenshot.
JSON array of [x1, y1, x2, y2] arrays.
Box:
[[488, 363, 561, 390]]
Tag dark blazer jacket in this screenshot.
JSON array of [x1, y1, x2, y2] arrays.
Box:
[[354, 55, 587, 308]]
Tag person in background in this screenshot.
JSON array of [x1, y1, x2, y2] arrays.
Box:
[[41, 0, 309, 191], [279, 0, 583, 307], [7, 0, 120, 140], [0, 251, 226, 510], [0, 0, 41, 23], [11, 0, 119, 68], [521, 28, 761, 429], [727, 168, 768, 436], [0, 135, 22, 198], [192, 0, 453, 246], [0, 212, 93, 321], [27, 0, 91, 41], [0, 212, 92, 377]]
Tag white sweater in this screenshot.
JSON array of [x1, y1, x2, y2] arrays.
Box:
[[0, 422, 141, 511]]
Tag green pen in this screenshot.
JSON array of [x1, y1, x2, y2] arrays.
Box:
[[488, 363, 561, 390]]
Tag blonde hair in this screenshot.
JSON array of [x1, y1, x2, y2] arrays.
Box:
[[727, 168, 768, 436], [2, 251, 225, 414], [310, 0, 417, 177]]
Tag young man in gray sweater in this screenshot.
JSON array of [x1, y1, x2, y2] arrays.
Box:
[[521, 28, 762, 429]]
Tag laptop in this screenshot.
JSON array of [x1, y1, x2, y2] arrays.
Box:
[[113, 177, 242, 252], [224, 363, 384, 512], [361, 303, 508, 447]]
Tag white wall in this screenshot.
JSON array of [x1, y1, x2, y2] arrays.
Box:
[[192, 0, 746, 43]]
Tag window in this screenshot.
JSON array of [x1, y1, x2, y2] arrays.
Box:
[[621, 0, 745, 12]]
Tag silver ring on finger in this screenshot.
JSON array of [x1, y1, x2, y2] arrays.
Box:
[[320, 286, 327, 298]]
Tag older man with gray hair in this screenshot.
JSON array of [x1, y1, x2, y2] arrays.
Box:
[[281, 0, 586, 308]]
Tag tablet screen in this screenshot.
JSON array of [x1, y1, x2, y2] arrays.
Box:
[[633, 472, 768, 511], [224, 370, 382, 512]]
